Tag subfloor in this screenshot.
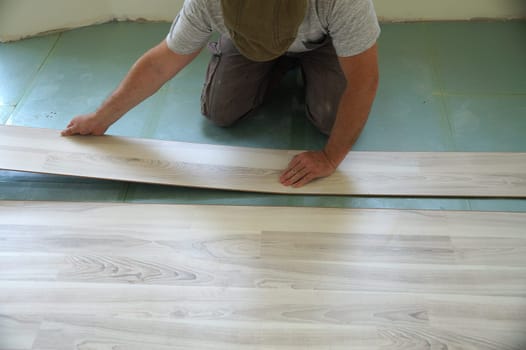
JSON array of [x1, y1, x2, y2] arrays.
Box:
[[0, 21, 525, 210], [1, 21, 526, 350]]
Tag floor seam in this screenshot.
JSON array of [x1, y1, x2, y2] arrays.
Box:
[[6, 33, 62, 125], [433, 92, 526, 97], [140, 84, 170, 139], [122, 182, 131, 203], [424, 24, 458, 152]]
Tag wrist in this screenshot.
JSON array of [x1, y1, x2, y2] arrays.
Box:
[[94, 109, 120, 128], [322, 149, 340, 170], [323, 138, 353, 168]]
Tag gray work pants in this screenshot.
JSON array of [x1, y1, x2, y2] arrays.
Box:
[[200, 35, 347, 135]]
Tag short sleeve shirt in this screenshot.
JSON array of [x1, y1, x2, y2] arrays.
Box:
[[166, 0, 380, 57]]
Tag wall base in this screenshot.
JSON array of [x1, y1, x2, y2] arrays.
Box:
[[1, 0, 525, 42]]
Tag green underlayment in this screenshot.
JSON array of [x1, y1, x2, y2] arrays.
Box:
[[1, 21, 525, 211]]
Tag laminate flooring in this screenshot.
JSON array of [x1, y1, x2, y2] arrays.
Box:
[[2, 125, 526, 197], [1, 201, 525, 349]]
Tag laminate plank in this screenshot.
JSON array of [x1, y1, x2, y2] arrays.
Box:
[[262, 232, 526, 267], [23, 224, 526, 266], [452, 236, 526, 266], [2, 283, 523, 327], [30, 316, 383, 350], [2, 283, 524, 349], [0, 283, 430, 326], [1, 125, 526, 197], [27, 316, 525, 350], [3, 202, 526, 268], [424, 294, 526, 347], [0, 226, 261, 259], [262, 231, 457, 264], [0, 314, 41, 350], [2, 201, 526, 349], [427, 303, 526, 350], [2, 201, 525, 239], [374, 325, 521, 350], [2, 254, 526, 296]]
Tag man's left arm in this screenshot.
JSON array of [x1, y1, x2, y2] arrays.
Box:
[[280, 43, 379, 187]]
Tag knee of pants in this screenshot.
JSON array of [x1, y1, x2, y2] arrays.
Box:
[[202, 102, 244, 128], [306, 102, 338, 135]]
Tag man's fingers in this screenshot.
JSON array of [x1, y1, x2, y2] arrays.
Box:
[[286, 155, 303, 171], [282, 167, 309, 186], [279, 155, 305, 181], [281, 166, 300, 181], [61, 126, 75, 136], [292, 173, 315, 188], [61, 120, 76, 135], [64, 123, 81, 136], [280, 164, 306, 184], [280, 151, 336, 188], [280, 153, 315, 185], [283, 167, 317, 188], [61, 124, 86, 136]]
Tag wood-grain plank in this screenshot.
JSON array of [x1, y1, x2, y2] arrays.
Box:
[[1, 125, 526, 196], [2, 283, 524, 349], [2, 282, 523, 327], [2, 201, 525, 239], [30, 316, 383, 350], [1, 201, 526, 349], [262, 231, 457, 264], [0, 283, 430, 326], [31, 319, 519, 350], [0, 226, 261, 259], [2, 254, 525, 296], [261, 232, 526, 267], [0, 314, 41, 350]]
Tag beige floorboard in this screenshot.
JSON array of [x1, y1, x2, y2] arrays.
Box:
[[0, 314, 41, 350], [1, 201, 526, 349], [1, 125, 526, 196]]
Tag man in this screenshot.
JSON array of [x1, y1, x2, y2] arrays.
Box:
[[61, 0, 380, 188]]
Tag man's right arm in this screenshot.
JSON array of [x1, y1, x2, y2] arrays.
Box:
[[61, 40, 201, 136]]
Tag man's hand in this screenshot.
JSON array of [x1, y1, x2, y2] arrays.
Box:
[[280, 150, 336, 188], [61, 113, 111, 136]]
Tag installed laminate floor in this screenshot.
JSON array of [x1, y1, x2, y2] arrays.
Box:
[[2, 125, 526, 197], [1, 201, 525, 349]]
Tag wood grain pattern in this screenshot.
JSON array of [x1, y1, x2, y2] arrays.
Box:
[[1, 201, 526, 349], [0, 314, 41, 350], [1, 125, 526, 197]]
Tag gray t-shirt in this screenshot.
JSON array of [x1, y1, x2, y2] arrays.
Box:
[[166, 0, 380, 57]]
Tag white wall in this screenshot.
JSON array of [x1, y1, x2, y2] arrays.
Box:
[[1, 0, 525, 42], [374, 0, 526, 21], [0, 0, 184, 42], [110, 0, 183, 21], [0, 0, 112, 41]]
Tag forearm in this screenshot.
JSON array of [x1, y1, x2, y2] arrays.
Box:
[[323, 78, 378, 166], [95, 56, 164, 125], [323, 46, 379, 167], [95, 41, 200, 126]]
